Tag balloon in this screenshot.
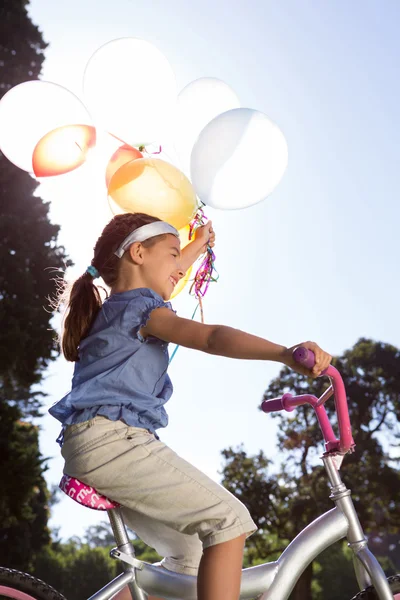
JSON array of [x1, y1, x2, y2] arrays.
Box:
[[108, 194, 126, 216], [83, 38, 177, 146], [32, 124, 96, 177], [190, 108, 288, 210], [105, 144, 143, 187], [108, 158, 198, 230], [171, 225, 193, 299], [174, 77, 240, 174], [0, 81, 91, 172]]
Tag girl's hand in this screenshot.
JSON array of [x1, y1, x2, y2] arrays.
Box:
[[194, 221, 215, 252], [180, 221, 216, 272], [282, 341, 332, 377]]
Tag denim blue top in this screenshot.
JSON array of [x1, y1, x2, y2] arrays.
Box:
[[49, 288, 174, 435]]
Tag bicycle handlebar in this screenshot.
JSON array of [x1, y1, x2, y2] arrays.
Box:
[[261, 347, 355, 454]]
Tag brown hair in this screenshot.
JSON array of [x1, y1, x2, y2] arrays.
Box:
[[58, 212, 163, 362]]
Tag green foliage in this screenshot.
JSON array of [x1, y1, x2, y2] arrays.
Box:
[[0, 0, 70, 412], [34, 540, 119, 600], [0, 0, 70, 573], [0, 402, 51, 570], [221, 339, 400, 599], [0, 0, 47, 95], [133, 538, 162, 563], [84, 522, 116, 549], [0, 161, 71, 413]]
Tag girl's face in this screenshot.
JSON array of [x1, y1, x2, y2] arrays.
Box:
[[142, 234, 184, 300]]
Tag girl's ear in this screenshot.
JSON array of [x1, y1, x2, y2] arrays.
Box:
[[128, 242, 145, 265]]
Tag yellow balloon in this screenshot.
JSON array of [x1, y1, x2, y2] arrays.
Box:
[[108, 158, 198, 230], [171, 225, 193, 299]]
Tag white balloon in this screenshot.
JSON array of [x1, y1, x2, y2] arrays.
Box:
[[190, 108, 288, 210], [174, 77, 240, 174], [0, 81, 91, 172], [83, 38, 177, 146]]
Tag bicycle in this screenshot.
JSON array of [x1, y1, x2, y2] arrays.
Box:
[[1, 346, 399, 600]]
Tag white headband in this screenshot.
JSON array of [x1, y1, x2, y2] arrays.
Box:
[[114, 221, 180, 258]]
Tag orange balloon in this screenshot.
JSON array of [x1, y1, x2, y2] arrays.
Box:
[[171, 225, 193, 299], [105, 144, 143, 187], [32, 124, 96, 177], [108, 158, 198, 230]]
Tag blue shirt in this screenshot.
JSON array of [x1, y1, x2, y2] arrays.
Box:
[[49, 288, 174, 434]]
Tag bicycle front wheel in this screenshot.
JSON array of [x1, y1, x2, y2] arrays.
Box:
[[350, 574, 400, 599], [0, 567, 66, 600]]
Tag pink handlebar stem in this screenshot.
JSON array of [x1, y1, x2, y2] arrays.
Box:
[[261, 392, 338, 452], [293, 347, 354, 453], [283, 393, 338, 450], [261, 348, 355, 454], [293, 347, 354, 452], [326, 364, 354, 452]]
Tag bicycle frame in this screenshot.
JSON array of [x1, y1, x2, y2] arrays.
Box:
[[86, 453, 393, 600], [85, 348, 395, 600]]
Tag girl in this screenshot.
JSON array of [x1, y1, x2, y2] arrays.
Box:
[[50, 212, 331, 600]]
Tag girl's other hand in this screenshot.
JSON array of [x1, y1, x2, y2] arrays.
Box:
[[283, 341, 332, 378], [194, 221, 215, 252]]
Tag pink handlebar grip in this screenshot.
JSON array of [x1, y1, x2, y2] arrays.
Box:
[[293, 346, 329, 376], [293, 346, 315, 369], [261, 398, 284, 413]]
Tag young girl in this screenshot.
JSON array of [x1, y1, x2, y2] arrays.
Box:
[[50, 212, 331, 600]]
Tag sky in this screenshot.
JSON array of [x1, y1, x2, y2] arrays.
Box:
[[24, 0, 400, 540]]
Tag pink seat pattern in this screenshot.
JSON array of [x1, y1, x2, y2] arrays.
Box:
[[59, 474, 120, 511]]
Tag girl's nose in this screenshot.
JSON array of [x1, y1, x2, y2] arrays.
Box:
[[177, 268, 185, 279]]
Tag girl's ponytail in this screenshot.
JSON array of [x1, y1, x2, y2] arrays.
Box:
[[61, 269, 102, 362]]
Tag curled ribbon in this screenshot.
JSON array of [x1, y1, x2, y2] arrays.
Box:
[[188, 207, 219, 322]]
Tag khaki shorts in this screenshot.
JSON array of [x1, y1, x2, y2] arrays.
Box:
[[61, 416, 257, 575]]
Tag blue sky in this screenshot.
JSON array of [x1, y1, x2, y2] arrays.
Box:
[[27, 0, 400, 539]]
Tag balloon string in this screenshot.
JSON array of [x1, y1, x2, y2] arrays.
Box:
[[169, 207, 218, 363], [188, 207, 219, 314], [169, 301, 200, 364]]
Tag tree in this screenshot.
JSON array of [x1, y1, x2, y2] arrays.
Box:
[[0, 0, 48, 95], [34, 539, 120, 600], [0, 403, 51, 571], [220, 338, 400, 599], [1, 1, 68, 411], [0, 0, 70, 571]]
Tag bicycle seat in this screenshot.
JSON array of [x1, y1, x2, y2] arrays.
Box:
[[59, 474, 120, 511]]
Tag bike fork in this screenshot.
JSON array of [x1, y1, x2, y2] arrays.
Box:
[[323, 454, 394, 600]]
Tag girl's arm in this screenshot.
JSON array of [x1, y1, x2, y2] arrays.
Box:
[[180, 238, 206, 272], [141, 308, 332, 377]]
